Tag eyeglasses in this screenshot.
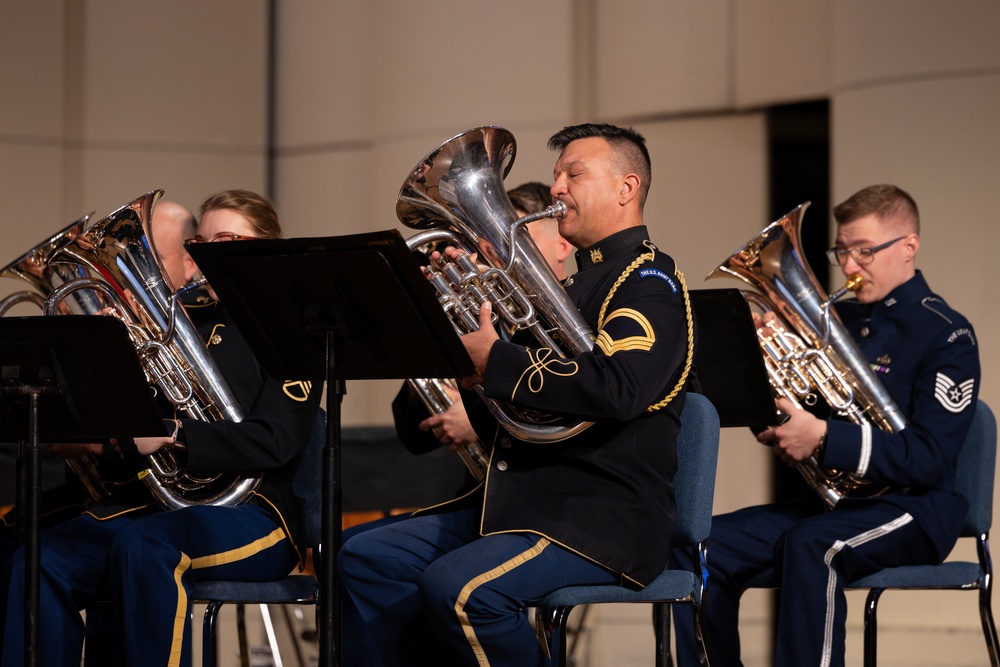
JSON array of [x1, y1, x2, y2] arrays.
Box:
[[825, 236, 905, 266], [185, 232, 254, 245]]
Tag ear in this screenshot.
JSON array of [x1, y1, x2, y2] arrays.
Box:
[[618, 173, 641, 206], [904, 233, 920, 260], [182, 253, 199, 283], [555, 236, 574, 262]]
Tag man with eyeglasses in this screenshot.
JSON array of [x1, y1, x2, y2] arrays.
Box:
[[673, 184, 981, 667]]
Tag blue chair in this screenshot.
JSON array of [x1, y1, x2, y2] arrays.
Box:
[[192, 410, 326, 667], [743, 399, 998, 667], [534, 392, 721, 667]]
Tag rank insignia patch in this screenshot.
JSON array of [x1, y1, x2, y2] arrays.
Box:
[[596, 308, 655, 357], [282, 380, 314, 402], [934, 372, 974, 413]]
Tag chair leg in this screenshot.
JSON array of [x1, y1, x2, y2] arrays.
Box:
[[236, 603, 250, 667], [540, 606, 572, 667], [978, 583, 1000, 667], [652, 603, 673, 667], [259, 603, 284, 667], [863, 588, 884, 667], [203, 601, 224, 667]]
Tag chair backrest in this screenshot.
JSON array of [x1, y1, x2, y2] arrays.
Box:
[[672, 393, 722, 547], [956, 400, 997, 536], [292, 409, 327, 546]]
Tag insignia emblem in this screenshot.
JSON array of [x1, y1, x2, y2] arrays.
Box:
[[934, 373, 974, 413], [876, 355, 890, 365], [590, 248, 603, 264], [210, 334, 222, 346], [282, 380, 313, 402]]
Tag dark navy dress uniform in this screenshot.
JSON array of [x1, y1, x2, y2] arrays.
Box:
[[2, 300, 322, 667], [339, 226, 694, 666], [674, 271, 981, 667]]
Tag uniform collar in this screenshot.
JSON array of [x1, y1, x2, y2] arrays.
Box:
[[869, 270, 930, 317], [575, 226, 651, 272]]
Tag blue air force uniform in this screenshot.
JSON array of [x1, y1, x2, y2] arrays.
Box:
[[2, 300, 322, 667], [339, 226, 694, 666], [674, 270, 981, 667]]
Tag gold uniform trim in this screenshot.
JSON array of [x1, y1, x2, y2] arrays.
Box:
[[282, 380, 313, 402], [510, 348, 579, 400], [454, 537, 552, 666], [595, 307, 656, 357], [169, 553, 193, 667], [189, 527, 287, 569]]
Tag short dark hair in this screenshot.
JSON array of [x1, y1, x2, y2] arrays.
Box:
[[548, 123, 652, 209], [507, 181, 552, 215], [833, 184, 920, 234], [198, 189, 283, 239]]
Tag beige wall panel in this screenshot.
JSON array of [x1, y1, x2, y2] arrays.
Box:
[[365, 1, 573, 139], [594, 0, 730, 119], [73, 149, 266, 226], [833, 73, 1000, 631], [734, 0, 831, 108], [273, 150, 371, 238], [275, 0, 372, 146], [832, 0, 1000, 87], [0, 0, 63, 137], [79, 0, 268, 147], [0, 144, 67, 309]]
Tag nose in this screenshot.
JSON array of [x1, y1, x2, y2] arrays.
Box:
[[841, 254, 864, 275], [550, 179, 566, 200]]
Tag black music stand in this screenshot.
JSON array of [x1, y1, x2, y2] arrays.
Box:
[[0, 316, 165, 667], [689, 288, 778, 428], [187, 229, 474, 667]]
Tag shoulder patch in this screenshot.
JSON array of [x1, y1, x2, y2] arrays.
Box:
[[934, 373, 974, 413], [282, 380, 313, 402], [947, 327, 977, 346], [637, 267, 678, 293]]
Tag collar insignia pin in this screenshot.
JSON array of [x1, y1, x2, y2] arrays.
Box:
[[590, 248, 603, 264]]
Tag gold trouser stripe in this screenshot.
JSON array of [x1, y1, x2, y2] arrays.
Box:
[[169, 553, 193, 667], [454, 537, 551, 666], [190, 527, 287, 569], [166, 528, 287, 666]]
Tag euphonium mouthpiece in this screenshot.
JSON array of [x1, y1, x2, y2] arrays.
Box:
[[845, 273, 864, 292]]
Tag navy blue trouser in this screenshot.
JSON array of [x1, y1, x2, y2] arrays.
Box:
[[673, 495, 936, 667], [2, 504, 297, 667], [338, 505, 619, 667]]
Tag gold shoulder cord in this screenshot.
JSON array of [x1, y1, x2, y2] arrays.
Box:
[[596, 241, 694, 413]]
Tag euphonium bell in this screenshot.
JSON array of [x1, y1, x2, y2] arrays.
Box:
[[397, 127, 595, 443]]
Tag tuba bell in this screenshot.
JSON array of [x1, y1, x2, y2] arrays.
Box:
[[709, 202, 907, 509], [42, 190, 259, 509], [397, 126, 595, 444]]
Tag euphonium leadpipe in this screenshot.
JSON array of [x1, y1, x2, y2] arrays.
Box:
[[43, 190, 260, 509], [709, 202, 907, 509], [397, 126, 595, 444]]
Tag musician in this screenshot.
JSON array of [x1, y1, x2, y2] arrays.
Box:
[[1, 190, 323, 667], [673, 184, 981, 667], [149, 199, 199, 291], [339, 123, 695, 666]]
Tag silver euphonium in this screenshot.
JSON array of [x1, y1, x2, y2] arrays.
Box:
[[709, 202, 907, 509], [43, 190, 260, 509], [397, 126, 595, 444]]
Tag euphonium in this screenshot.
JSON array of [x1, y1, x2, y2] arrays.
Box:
[[397, 126, 595, 444], [0, 214, 112, 502], [43, 190, 260, 509], [709, 202, 907, 509]]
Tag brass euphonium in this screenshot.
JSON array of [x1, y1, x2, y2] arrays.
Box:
[[0, 215, 113, 503], [407, 378, 489, 481], [397, 126, 595, 444], [43, 190, 260, 509], [709, 202, 907, 509]]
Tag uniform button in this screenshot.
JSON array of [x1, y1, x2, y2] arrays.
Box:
[[500, 438, 512, 449], [497, 461, 508, 471], [861, 326, 870, 338]]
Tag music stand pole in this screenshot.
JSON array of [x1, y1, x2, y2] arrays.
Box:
[[320, 332, 345, 665]]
